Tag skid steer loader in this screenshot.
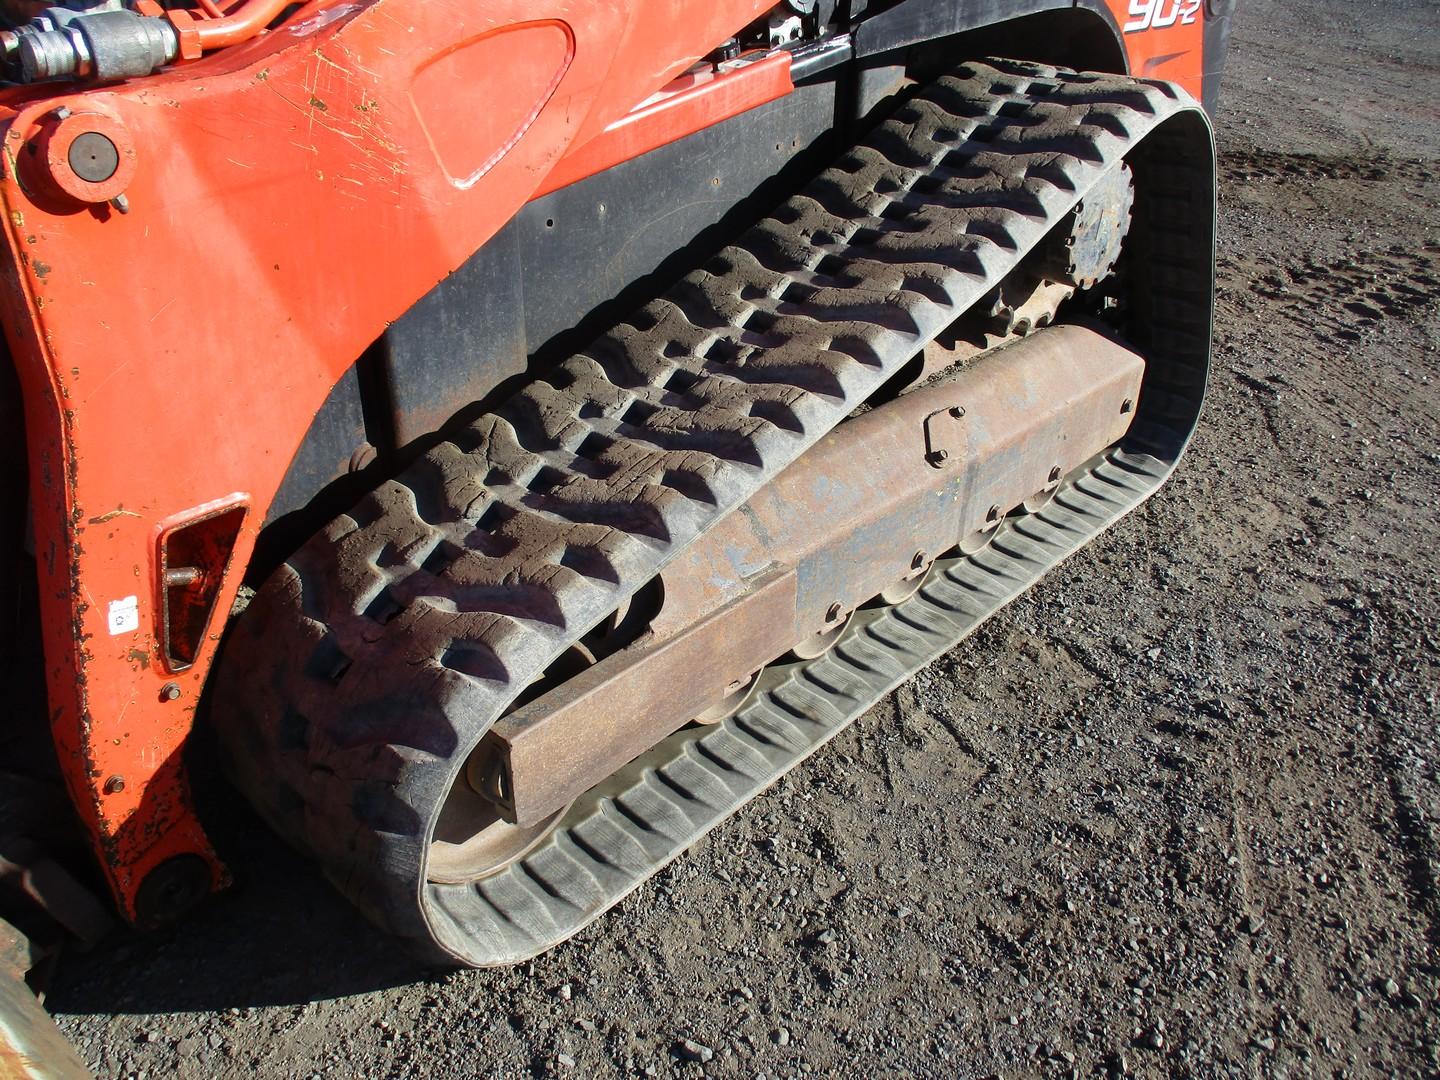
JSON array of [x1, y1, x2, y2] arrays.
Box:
[[0, 0, 1232, 1071]]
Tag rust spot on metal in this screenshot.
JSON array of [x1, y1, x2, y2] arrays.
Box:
[[31, 259, 49, 282], [127, 647, 150, 670]]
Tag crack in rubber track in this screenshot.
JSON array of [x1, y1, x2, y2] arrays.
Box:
[[212, 59, 1214, 964]]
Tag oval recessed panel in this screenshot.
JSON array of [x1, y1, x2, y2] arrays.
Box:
[[411, 20, 574, 190]]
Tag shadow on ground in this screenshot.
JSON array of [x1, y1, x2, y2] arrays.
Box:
[[47, 759, 436, 1016]]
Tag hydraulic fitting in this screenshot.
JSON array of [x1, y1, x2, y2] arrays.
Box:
[[12, 8, 176, 82]]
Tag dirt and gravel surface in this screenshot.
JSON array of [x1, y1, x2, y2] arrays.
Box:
[[46, 1, 1440, 1076]]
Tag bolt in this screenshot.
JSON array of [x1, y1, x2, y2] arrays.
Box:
[[948, 405, 966, 419], [925, 449, 949, 468], [103, 775, 125, 795], [160, 682, 181, 702], [163, 566, 201, 589], [825, 602, 844, 623], [1121, 398, 1135, 414], [110, 193, 129, 214]]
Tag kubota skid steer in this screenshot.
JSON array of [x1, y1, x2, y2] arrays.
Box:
[[0, 0, 1231, 1071]]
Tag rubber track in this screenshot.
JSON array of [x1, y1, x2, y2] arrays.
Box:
[[212, 60, 1213, 964]]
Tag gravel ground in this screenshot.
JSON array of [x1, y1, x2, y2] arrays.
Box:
[[48, 1, 1440, 1076]]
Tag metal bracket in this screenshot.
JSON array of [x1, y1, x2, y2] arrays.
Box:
[[923, 404, 964, 467]]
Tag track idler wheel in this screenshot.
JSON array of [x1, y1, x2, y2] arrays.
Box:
[[877, 551, 935, 605], [790, 603, 852, 660], [1021, 464, 1065, 513], [959, 504, 1004, 554], [429, 795, 571, 886], [693, 670, 759, 725], [426, 644, 595, 883]]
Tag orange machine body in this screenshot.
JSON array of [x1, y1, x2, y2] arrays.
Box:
[[0, 0, 1206, 919]]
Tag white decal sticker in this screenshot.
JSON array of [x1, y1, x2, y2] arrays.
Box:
[[1124, 0, 1201, 32], [107, 595, 139, 636]]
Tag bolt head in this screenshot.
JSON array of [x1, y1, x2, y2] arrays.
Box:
[[160, 682, 181, 701], [103, 775, 125, 795]]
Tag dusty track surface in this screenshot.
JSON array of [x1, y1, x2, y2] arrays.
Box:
[[49, 1, 1440, 1076]]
